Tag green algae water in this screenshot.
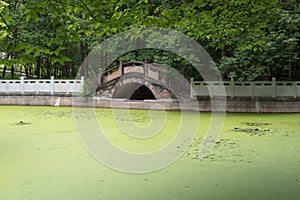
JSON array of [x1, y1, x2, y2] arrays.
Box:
[[0, 106, 300, 200]]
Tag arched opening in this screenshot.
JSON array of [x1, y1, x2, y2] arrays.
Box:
[[130, 85, 155, 100], [113, 83, 156, 100]]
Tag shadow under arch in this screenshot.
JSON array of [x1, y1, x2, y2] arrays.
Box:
[[113, 82, 156, 100]]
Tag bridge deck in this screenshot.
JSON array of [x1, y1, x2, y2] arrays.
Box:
[[97, 61, 191, 99]]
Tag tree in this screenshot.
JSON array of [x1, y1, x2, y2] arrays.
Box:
[[0, 0, 299, 81], [0, 1, 8, 39], [217, 0, 300, 80], [0, 0, 91, 78]]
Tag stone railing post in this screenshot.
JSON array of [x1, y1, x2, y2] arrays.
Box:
[[119, 60, 124, 75], [66, 81, 70, 94], [190, 78, 194, 98], [230, 78, 234, 98], [251, 82, 255, 99], [143, 63, 148, 77], [293, 82, 297, 98], [20, 76, 24, 94], [6, 81, 9, 94], [272, 77, 276, 98], [80, 76, 84, 93], [50, 76, 54, 94], [36, 80, 39, 94]]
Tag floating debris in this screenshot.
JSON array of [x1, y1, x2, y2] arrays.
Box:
[[234, 127, 260, 132], [242, 122, 272, 126], [233, 121, 271, 136], [180, 137, 257, 163], [13, 120, 31, 125]]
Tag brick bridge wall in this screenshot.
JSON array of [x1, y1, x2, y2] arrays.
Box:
[[99, 75, 174, 99], [98, 62, 189, 99]]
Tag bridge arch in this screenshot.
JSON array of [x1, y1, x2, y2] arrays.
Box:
[[96, 61, 190, 100], [113, 82, 156, 100], [111, 76, 173, 99]]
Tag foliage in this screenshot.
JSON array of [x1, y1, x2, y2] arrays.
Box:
[[0, 1, 9, 39], [217, 0, 300, 80], [0, 0, 299, 81]]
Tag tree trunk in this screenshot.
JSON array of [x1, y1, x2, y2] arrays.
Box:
[[80, 42, 87, 77], [222, 45, 227, 57], [36, 56, 41, 78], [1, 66, 6, 78], [45, 56, 51, 78], [54, 65, 57, 78], [289, 62, 292, 80], [11, 65, 14, 79], [24, 65, 29, 77]]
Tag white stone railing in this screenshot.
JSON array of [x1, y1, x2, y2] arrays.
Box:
[[0, 76, 84, 95], [191, 78, 300, 98]]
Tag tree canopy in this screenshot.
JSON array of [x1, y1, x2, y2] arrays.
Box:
[[0, 0, 299, 80]]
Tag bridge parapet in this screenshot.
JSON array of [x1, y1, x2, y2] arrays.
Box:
[[98, 61, 190, 99]]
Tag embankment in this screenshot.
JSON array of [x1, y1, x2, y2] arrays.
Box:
[[0, 95, 300, 113]]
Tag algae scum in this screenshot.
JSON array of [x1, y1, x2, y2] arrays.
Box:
[[1, 106, 300, 200]]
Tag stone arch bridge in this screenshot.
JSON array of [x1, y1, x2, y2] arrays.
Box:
[[96, 61, 190, 100]]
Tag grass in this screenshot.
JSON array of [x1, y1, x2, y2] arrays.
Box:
[[0, 106, 300, 200]]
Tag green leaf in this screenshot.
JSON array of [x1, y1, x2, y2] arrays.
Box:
[[42, 48, 52, 55], [25, 47, 35, 55], [51, 58, 58, 65], [60, 54, 72, 62], [45, 41, 52, 47], [25, 14, 31, 22], [23, 9, 31, 16], [33, 12, 39, 22]]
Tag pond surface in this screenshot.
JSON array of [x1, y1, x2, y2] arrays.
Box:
[[0, 106, 300, 200]]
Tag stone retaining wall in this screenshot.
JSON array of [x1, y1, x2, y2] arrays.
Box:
[[0, 95, 300, 113]]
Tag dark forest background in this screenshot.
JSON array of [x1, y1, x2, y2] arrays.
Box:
[[0, 0, 299, 81]]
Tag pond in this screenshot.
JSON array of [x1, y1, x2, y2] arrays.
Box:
[[0, 106, 300, 200]]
